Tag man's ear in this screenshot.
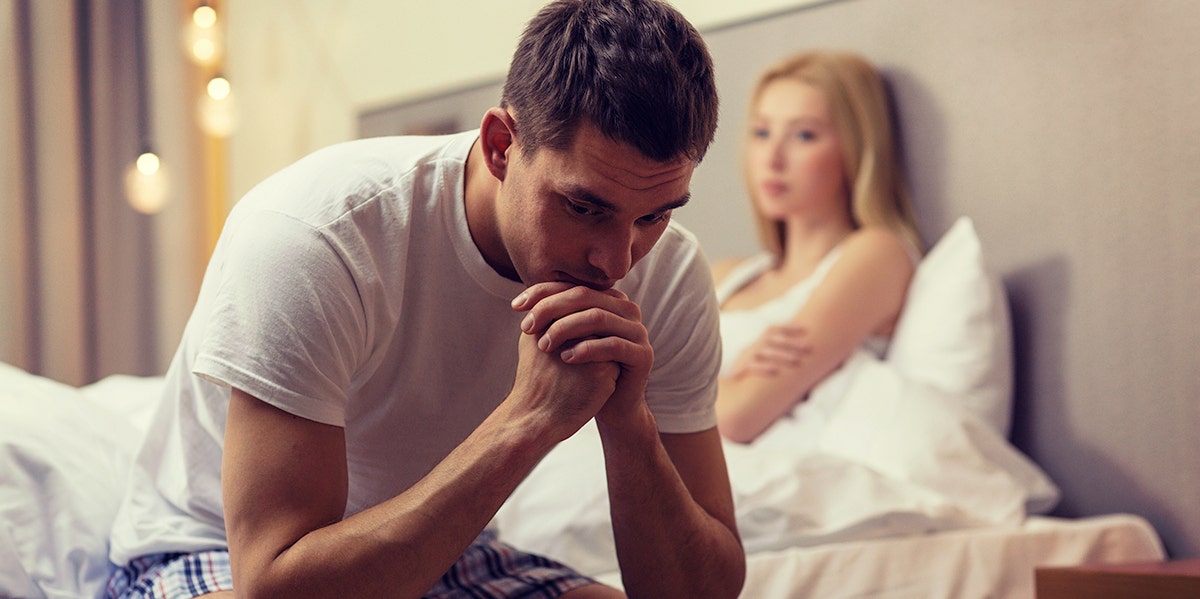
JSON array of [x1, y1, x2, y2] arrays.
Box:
[[479, 107, 517, 181]]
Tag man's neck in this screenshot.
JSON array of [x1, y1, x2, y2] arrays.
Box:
[[462, 138, 516, 281]]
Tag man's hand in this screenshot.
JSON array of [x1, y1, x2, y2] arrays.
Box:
[[511, 282, 654, 428], [514, 283, 744, 598]]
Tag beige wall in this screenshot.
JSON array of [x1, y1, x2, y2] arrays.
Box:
[[223, 0, 823, 203]]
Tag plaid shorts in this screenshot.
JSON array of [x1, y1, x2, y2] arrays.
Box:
[[104, 550, 232, 598], [105, 530, 596, 598]]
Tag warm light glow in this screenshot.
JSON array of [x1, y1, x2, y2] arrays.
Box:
[[206, 76, 231, 100], [198, 88, 237, 137], [135, 151, 161, 175], [191, 38, 216, 63], [193, 5, 217, 29], [125, 154, 170, 214], [182, 9, 223, 67]]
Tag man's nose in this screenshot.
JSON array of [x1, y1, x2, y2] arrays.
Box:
[[587, 225, 634, 283]]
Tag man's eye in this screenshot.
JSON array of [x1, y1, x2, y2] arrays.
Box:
[[567, 200, 602, 217], [638, 211, 670, 225]]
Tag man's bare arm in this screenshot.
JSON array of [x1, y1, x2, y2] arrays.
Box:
[[223, 320, 618, 598], [602, 418, 745, 598], [516, 282, 745, 598]]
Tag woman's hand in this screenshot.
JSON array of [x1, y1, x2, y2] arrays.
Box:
[[726, 324, 812, 379]]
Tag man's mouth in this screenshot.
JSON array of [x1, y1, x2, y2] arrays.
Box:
[[555, 272, 615, 291]]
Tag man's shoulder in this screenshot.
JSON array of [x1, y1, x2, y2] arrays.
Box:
[[234, 131, 477, 225], [652, 219, 704, 262], [302, 130, 477, 175], [621, 219, 713, 305]]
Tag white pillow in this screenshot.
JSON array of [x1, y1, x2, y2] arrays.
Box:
[[0, 363, 143, 599], [886, 217, 1014, 436]]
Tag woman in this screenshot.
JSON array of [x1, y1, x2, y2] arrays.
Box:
[[714, 51, 923, 443]]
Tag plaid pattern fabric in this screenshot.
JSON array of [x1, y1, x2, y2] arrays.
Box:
[[105, 550, 233, 598], [424, 530, 597, 598], [105, 531, 596, 598]]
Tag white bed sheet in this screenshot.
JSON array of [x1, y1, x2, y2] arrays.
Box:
[[0, 342, 1169, 598], [493, 348, 1065, 578], [594, 513, 1165, 598]]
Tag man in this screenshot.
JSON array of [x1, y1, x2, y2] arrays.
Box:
[[106, 0, 744, 597]]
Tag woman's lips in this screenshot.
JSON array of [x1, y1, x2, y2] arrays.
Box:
[[760, 180, 788, 196]]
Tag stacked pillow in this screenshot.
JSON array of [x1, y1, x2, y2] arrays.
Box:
[[886, 216, 1014, 437]]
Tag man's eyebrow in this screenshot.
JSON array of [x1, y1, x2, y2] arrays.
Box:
[[655, 193, 691, 213], [564, 185, 691, 214]]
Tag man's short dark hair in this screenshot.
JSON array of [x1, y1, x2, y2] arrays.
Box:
[[501, 0, 719, 163]]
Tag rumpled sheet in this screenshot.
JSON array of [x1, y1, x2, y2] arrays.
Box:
[[0, 363, 147, 599], [493, 350, 1061, 577]]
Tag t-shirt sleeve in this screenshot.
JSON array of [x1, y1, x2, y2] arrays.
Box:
[[640, 235, 722, 434], [192, 210, 367, 427]]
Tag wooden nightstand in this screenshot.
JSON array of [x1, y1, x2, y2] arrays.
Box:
[[1036, 557, 1200, 598]]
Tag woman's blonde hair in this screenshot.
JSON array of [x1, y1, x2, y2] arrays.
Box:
[[744, 51, 923, 256]]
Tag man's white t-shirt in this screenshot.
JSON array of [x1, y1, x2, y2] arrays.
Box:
[[109, 130, 722, 564]]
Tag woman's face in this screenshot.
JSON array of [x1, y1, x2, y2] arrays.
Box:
[[745, 78, 848, 222]]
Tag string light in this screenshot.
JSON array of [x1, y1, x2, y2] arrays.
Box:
[[186, 2, 236, 137], [124, 151, 170, 214], [183, 2, 222, 67], [198, 74, 237, 137], [192, 4, 217, 28], [206, 75, 231, 100], [125, 0, 168, 213]]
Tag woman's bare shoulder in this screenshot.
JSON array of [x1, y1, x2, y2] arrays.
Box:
[[834, 227, 917, 288], [842, 227, 914, 265]]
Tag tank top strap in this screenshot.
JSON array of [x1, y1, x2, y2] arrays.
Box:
[[714, 253, 775, 305]]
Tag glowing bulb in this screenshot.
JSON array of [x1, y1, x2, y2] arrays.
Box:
[[135, 151, 160, 175], [125, 153, 170, 214], [193, 5, 217, 29], [198, 87, 237, 137], [191, 38, 216, 63], [207, 76, 231, 100], [182, 8, 222, 67]]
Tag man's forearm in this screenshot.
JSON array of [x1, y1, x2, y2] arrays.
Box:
[[226, 399, 556, 599], [596, 405, 746, 598]]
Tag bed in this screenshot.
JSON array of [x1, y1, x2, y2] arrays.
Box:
[[0, 218, 1166, 598], [488, 218, 1166, 596]]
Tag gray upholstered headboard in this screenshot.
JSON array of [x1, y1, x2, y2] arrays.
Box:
[[361, 0, 1200, 558]]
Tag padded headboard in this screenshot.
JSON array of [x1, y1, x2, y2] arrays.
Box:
[[360, 0, 1200, 558]]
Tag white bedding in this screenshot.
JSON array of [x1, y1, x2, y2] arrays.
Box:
[[495, 349, 1164, 597], [493, 217, 1064, 578], [0, 363, 149, 598], [492, 348, 1063, 577], [595, 514, 1165, 598], [0, 360, 1166, 599]]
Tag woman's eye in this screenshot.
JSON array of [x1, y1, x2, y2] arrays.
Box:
[[751, 128, 769, 139]]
